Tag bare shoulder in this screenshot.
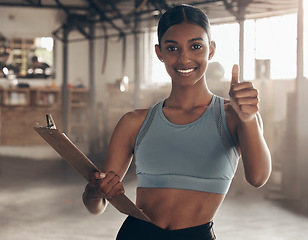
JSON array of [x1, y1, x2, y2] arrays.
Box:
[[112, 108, 150, 146], [104, 108, 150, 170], [118, 108, 150, 130]]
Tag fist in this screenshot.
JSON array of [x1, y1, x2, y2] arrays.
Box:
[[229, 64, 259, 122], [85, 171, 125, 199]]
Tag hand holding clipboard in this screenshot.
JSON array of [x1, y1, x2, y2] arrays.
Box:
[[34, 114, 151, 222]]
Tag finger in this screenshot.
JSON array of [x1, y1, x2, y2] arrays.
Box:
[[107, 182, 125, 198], [236, 97, 259, 106], [98, 172, 106, 179], [231, 64, 239, 86], [89, 171, 106, 180], [103, 177, 122, 197], [107, 173, 120, 185], [233, 88, 258, 99], [103, 171, 117, 183], [88, 171, 97, 180], [88, 172, 106, 187], [98, 171, 120, 191], [231, 82, 254, 92]]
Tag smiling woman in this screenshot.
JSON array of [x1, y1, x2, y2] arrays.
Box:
[[155, 22, 215, 88], [82, 4, 271, 240]]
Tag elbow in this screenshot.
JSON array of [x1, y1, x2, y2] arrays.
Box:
[[246, 171, 272, 188], [246, 167, 272, 188], [247, 178, 267, 188], [86, 204, 106, 215], [244, 153, 272, 188], [89, 209, 104, 215]]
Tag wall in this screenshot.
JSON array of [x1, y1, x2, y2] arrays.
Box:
[[0, 6, 137, 99], [0, 7, 64, 38], [0, 6, 138, 159], [93, 33, 136, 103]]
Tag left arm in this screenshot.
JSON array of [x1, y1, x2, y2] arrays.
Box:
[[229, 64, 272, 187], [237, 112, 272, 187]]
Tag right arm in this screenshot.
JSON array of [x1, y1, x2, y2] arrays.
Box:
[[82, 109, 148, 215]]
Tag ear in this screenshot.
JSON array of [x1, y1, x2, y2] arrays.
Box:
[[208, 41, 216, 60], [155, 44, 164, 62]]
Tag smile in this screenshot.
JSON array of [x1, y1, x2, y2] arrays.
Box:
[[176, 68, 196, 74]]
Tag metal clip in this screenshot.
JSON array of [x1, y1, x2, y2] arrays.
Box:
[[46, 113, 57, 129]]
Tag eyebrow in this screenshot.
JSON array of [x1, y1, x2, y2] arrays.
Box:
[[164, 37, 205, 44], [189, 37, 204, 42]]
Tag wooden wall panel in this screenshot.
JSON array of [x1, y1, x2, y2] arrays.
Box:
[[0, 106, 62, 145]]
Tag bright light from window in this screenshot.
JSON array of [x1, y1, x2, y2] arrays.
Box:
[[151, 34, 170, 84], [149, 9, 307, 83], [34, 37, 54, 51], [211, 14, 298, 80], [256, 14, 297, 79], [40, 37, 54, 52], [211, 23, 239, 80]]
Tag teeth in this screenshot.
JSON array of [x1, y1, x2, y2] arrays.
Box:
[[177, 68, 194, 74]]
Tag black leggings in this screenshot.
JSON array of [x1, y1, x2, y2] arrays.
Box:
[[116, 216, 216, 240]]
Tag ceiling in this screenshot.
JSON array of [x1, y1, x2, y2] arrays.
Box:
[[0, 0, 299, 40]]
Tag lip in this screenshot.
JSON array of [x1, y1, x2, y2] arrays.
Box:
[[175, 67, 197, 75]]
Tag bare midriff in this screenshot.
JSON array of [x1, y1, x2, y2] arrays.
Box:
[[136, 187, 225, 230]]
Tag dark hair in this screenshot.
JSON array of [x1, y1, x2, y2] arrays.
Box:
[[157, 4, 211, 46]]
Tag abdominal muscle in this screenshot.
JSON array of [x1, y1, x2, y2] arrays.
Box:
[[136, 187, 225, 230]]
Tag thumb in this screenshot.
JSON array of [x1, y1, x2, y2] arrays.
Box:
[[231, 64, 239, 86]]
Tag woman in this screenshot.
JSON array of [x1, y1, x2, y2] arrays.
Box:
[[82, 4, 271, 240]]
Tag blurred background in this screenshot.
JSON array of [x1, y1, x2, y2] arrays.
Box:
[[0, 0, 307, 239]]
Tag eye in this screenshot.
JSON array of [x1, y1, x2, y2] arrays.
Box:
[[166, 46, 178, 52], [191, 44, 202, 50]]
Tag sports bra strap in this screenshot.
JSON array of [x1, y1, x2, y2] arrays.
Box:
[[212, 97, 239, 170]]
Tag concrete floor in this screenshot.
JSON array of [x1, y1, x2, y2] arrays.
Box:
[[1, 157, 308, 240]]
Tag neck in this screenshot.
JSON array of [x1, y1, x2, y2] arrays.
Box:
[[166, 79, 213, 109]]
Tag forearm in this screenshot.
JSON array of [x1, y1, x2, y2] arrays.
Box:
[[82, 191, 108, 215], [239, 114, 272, 187]]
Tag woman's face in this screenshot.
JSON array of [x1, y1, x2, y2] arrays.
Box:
[[155, 22, 215, 87]]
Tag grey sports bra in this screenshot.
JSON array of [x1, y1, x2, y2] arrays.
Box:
[[134, 95, 239, 194]]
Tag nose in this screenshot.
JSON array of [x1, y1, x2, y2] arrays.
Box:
[[178, 49, 191, 64]]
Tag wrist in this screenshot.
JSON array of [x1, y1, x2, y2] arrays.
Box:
[[238, 113, 264, 136], [239, 113, 258, 126]]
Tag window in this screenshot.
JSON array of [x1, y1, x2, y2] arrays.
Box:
[[1, 37, 54, 79], [147, 12, 305, 83], [145, 31, 170, 85], [255, 14, 297, 80], [211, 22, 239, 80], [211, 14, 298, 81]]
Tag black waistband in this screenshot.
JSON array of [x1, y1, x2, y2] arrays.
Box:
[[116, 216, 216, 240]]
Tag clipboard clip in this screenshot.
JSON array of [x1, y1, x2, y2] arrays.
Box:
[[36, 113, 57, 129]]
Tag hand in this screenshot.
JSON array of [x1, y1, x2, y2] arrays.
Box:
[[84, 171, 125, 200], [229, 64, 259, 123]]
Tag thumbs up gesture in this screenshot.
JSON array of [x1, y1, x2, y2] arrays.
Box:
[[229, 64, 259, 123]]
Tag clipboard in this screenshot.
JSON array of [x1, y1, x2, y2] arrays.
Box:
[[34, 114, 151, 222]]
